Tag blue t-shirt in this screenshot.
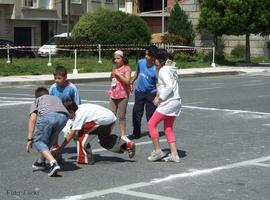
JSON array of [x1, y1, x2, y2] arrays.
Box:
[[49, 82, 81, 105], [135, 59, 157, 93]]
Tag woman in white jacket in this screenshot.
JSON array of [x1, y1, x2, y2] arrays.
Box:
[[147, 49, 181, 162]]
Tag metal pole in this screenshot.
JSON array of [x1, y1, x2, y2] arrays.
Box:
[[162, 0, 165, 35], [6, 44, 11, 64], [73, 49, 78, 74], [47, 50, 52, 66], [67, 0, 71, 37], [98, 44, 102, 63], [211, 47, 216, 67]]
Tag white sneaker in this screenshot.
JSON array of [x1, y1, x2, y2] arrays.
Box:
[[162, 154, 180, 162], [147, 150, 165, 161], [121, 135, 131, 143]]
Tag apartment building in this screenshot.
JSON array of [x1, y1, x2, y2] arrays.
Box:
[[0, 0, 121, 47]]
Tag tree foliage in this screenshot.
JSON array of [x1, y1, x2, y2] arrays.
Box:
[[198, 0, 270, 62], [167, 3, 195, 45], [72, 8, 151, 44]]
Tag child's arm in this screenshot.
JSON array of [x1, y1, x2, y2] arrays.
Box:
[[113, 69, 131, 85], [26, 112, 37, 152], [57, 130, 76, 154]]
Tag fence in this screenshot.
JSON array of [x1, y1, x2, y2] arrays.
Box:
[[0, 43, 216, 74]]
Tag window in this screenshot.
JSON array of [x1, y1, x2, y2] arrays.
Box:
[[105, 0, 113, 3], [71, 0, 81, 4], [24, 0, 37, 7]]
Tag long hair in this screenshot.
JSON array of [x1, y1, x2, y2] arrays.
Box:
[[156, 49, 174, 67]]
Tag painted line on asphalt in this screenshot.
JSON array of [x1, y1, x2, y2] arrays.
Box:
[[0, 96, 34, 100], [0, 101, 32, 107], [250, 163, 270, 168], [184, 105, 270, 115], [243, 83, 265, 87], [119, 190, 183, 200], [151, 156, 270, 183], [51, 156, 270, 200], [192, 87, 222, 91]]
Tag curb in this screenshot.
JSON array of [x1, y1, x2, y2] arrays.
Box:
[[0, 71, 244, 87]]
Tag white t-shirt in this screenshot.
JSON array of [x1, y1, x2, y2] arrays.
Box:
[[71, 104, 116, 131]]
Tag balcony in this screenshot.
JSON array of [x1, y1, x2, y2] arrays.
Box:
[[0, 0, 15, 4]]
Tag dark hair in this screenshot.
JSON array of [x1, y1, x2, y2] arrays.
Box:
[[112, 52, 129, 65], [63, 100, 78, 112], [156, 48, 174, 66], [145, 45, 158, 58], [53, 66, 67, 77], [35, 87, 49, 98]]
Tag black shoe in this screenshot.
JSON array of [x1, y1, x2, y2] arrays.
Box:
[[48, 162, 60, 177], [127, 134, 140, 140], [32, 161, 46, 170]]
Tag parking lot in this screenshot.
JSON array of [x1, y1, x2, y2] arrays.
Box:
[[0, 73, 269, 200]]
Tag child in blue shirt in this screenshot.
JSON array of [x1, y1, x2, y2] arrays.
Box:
[[49, 66, 81, 156], [49, 66, 81, 105]]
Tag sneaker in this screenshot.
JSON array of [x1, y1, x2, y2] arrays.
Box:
[[126, 141, 136, 158], [147, 150, 165, 162], [32, 161, 46, 170], [162, 154, 180, 163], [48, 162, 60, 177], [127, 134, 140, 140]]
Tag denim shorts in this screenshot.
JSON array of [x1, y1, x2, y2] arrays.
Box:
[[33, 112, 68, 152]]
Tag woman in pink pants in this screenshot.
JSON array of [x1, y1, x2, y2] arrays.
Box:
[[147, 49, 181, 162]]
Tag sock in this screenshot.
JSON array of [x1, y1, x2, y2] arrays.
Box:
[[49, 160, 57, 166], [37, 157, 45, 163], [121, 135, 131, 143]]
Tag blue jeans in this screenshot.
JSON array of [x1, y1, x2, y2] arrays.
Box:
[[132, 90, 157, 136], [33, 112, 68, 152]]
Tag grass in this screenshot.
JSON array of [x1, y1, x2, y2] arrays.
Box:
[[0, 54, 268, 76]]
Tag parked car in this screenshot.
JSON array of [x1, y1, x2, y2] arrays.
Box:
[[38, 33, 69, 57], [0, 39, 36, 58]]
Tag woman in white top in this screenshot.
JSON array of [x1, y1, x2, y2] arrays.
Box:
[[147, 49, 181, 162]]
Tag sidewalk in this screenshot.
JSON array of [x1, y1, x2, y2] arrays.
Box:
[[0, 66, 269, 86]]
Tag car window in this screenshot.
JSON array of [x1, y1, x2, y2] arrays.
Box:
[[45, 37, 64, 45]]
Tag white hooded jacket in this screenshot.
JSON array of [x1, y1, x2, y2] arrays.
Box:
[[158, 60, 181, 104]]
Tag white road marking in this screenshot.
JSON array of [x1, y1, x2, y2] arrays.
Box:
[[251, 163, 270, 168], [151, 156, 270, 183], [192, 87, 222, 91], [0, 96, 34, 100], [51, 156, 270, 200], [119, 190, 183, 200], [263, 124, 270, 126], [257, 95, 270, 98], [210, 83, 224, 86], [184, 105, 270, 115], [242, 83, 265, 87], [0, 92, 33, 97], [0, 101, 32, 107]]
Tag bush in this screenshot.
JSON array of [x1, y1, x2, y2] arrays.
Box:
[[231, 45, 246, 58], [72, 8, 151, 45], [161, 33, 186, 45]]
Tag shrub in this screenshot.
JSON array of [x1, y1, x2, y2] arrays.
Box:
[[71, 8, 151, 45], [161, 33, 186, 45], [231, 45, 246, 58]]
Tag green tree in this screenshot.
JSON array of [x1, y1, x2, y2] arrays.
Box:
[[168, 2, 195, 45], [198, 0, 270, 63], [72, 8, 151, 44]]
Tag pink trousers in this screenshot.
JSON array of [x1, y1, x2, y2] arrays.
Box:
[[147, 111, 176, 143]]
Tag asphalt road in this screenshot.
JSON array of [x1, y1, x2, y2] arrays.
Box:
[[0, 72, 270, 200]]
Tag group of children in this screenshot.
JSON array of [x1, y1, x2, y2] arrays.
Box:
[[25, 46, 182, 177]]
